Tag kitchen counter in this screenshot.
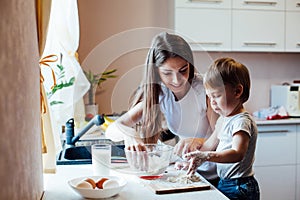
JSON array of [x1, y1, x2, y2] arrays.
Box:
[[43, 164, 229, 200], [255, 118, 300, 125]]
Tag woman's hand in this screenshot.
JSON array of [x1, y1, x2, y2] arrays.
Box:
[[123, 135, 149, 171], [173, 138, 205, 157], [123, 135, 145, 150], [125, 146, 149, 172]]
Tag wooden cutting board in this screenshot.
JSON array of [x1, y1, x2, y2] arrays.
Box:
[[145, 170, 211, 195]]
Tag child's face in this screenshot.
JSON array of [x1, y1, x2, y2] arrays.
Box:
[[158, 57, 190, 97], [206, 84, 241, 117]]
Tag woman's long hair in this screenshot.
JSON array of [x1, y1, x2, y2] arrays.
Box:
[[130, 32, 195, 143]]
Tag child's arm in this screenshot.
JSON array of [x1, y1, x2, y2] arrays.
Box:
[[185, 131, 250, 175], [207, 131, 249, 163]]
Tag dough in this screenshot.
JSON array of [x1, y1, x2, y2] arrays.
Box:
[[167, 174, 201, 184]]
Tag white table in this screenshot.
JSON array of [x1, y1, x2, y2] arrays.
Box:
[[43, 164, 229, 200]]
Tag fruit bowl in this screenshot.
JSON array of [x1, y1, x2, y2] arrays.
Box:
[[68, 176, 126, 199], [125, 144, 173, 179]]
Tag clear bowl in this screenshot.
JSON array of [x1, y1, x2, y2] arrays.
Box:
[[124, 144, 173, 179]]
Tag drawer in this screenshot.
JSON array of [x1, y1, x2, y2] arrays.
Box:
[[175, 0, 231, 9], [254, 125, 297, 166], [254, 165, 296, 200]]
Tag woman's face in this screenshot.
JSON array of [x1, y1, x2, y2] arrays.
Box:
[[158, 57, 190, 98]]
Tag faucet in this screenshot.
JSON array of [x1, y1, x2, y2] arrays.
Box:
[[65, 114, 105, 147]]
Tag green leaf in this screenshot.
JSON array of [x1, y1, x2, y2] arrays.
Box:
[[57, 64, 64, 71], [50, 101, 64, 106]]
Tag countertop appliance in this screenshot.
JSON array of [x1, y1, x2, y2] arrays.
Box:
[[271, 85, 300, 117]]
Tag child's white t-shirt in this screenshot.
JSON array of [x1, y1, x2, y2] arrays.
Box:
[[216, 112, 258, 179]]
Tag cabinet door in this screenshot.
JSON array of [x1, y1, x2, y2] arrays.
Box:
[[233, 0, 284, 10], [254, 165, 296, 200], [297, 165, 300, 200], [297, 125, 300, 164], [286, 0, 300, 11], [232, 10, 284, 52], [176, 0, 231, 9], [254, 125, 297, 166], [175, 8, 231, 51], [286, 12, 300, 52]]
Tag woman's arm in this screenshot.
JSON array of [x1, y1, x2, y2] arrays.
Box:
[[117, 102, 143, 127], [105, 102, 144, 148]]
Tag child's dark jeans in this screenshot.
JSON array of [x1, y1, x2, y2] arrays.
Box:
[[217, 176, 260, 200]]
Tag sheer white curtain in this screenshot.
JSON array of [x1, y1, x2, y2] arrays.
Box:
[[41, 0, 89, 169]]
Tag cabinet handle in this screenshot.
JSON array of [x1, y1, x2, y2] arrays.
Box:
[[188, 0, 223, 3], [243, 42, 276, 46], [190, 41, 222, 46], [297, 43, 300, 46], [259, 130, 289, 133], [296, 2, 300, 7], [243, 0, 277, 5]]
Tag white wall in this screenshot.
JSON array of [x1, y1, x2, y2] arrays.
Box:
[[78, 0, 300, 114]]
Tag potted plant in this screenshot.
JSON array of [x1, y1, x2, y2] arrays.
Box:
[[83, 69, 117, 120]]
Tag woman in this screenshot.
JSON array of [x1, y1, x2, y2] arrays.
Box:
[[105, 32, 219, 184]]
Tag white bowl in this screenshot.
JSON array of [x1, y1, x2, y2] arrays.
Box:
[[68, 176, 126, 199], [125, 144, 173, 178]]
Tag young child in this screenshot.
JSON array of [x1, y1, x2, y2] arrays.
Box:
[[184, 57, 260, 200]]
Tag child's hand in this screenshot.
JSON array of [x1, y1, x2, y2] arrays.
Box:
[[174, 160, 190, 171], [183, 151, 210, 175]]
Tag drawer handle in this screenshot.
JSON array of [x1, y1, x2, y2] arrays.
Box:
[[188, 0, 223, 2], [259, 130, 289, 133], [243, 1, 277, 5], [297, 2, 300, 7], [190, 41, 223, 45], [243, 42, 276, 46], [297, 43, 300, 46]]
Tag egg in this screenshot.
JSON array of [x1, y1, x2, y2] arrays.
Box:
[[75, 180, 94, 189], [84, 178, 97, 189], [96, 178, 108, 189], [102, 179, 119, 189]]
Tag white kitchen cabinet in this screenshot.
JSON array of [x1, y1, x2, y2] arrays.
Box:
[[175, 0, 300, 52], [285, 0, 300, 52], [231, 10, 285, 52], [286, 0, 300, 11], [232, 0, 285, 10], [175, 0, 231, 9], [254, 125, 297, 166], [254, 124, 297, 200], [254, 165, 296, 200], [175, 0, 231, 51], [297, 125, 300, 164], [297, 165, 300, 200], [175, 8, 231, 51]]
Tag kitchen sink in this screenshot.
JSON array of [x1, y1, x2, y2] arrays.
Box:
[[56, 140, 126, 165]]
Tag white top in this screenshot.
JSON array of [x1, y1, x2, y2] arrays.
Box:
[[159, 74, 217, 180], [159, 74, 212, 138], [216, 112, 257, 179]]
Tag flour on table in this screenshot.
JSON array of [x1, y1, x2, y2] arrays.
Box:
[[167, 174, 201, 184]]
